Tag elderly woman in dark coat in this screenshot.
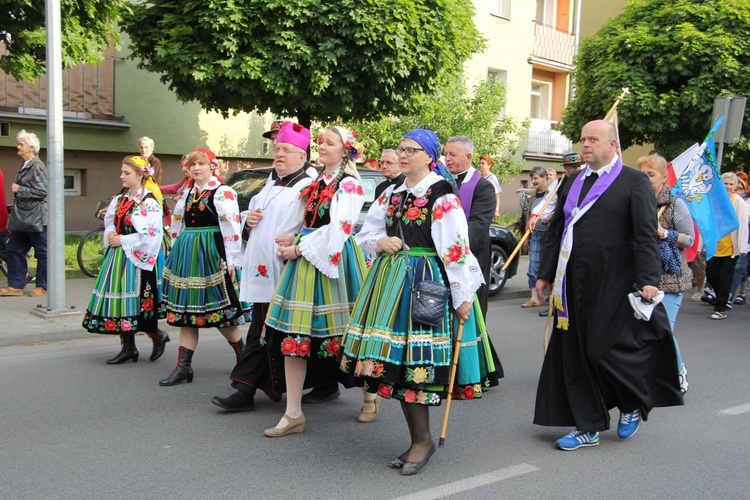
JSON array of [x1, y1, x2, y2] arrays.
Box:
[[0, 129, 48, 297]]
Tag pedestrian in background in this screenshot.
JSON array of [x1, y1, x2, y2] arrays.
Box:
[[138, 136, 162, 184], [0, 130, 48, 298], [636, 154, 694, 393]]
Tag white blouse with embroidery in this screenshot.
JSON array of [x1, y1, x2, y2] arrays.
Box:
[[283, 172, 364, 279], [170, 175, 243, 267], [356, 171, 484, 309], [103, 187, 163, 271]]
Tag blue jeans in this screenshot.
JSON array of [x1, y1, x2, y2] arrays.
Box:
[[662, 292, 685, 372], [729, 253, 749, 298], [527, 230, 547, 289], [6, 227, 47, 290]]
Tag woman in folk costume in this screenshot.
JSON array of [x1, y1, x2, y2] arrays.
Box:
[[339, 129, 496, 476], [159, 148, 249, 386], [262, 126, 368, 437], [82, 156, 170, 363]]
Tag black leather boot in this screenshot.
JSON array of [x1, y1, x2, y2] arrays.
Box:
[[106, 334, 139, 364], [159, 346, 194, 386], [228, 338, 245, 363], [146, 329, 171, 361]]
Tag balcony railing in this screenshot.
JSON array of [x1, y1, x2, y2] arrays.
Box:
[[0, 45, 119, 120], [526, 118, 572, 156], [532, 22, 575, 68]]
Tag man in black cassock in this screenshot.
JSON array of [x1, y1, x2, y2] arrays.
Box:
[[534, 120, 682, 451], [444, 136, 496, 318]]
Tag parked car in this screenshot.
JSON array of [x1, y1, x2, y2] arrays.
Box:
[[225, 167, 518, 294]]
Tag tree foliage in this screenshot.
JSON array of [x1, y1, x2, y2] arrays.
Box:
[[0, 0, 127, 81], [122, 0, 484, 127], [561, 0, 750, 166], [345, 78, 528, 177]]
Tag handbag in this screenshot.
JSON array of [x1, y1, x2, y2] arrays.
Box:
[[396, 197, 450, 326], [7, 198, 45, 233], [656, 204, 681, 274]]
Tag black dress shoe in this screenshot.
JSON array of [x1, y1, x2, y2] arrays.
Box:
[[539, 310, 550, 317], [302, 383, 340, 404], [211, 391, 255, 412], [401, 445, 436, 476]]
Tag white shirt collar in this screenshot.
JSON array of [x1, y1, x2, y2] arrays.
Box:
[[392, 171, 441, 198], [584, 156, 618, 177]]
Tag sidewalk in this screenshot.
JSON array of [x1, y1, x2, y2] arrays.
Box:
[[0, 255, 532, 348]]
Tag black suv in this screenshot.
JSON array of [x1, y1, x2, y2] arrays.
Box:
[[225, 167, 518, 294]]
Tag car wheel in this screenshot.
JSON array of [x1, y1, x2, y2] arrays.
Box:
[[488, 244, 509, 296]]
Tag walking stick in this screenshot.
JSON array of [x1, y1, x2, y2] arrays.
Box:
[[439, 318, 465, 448]]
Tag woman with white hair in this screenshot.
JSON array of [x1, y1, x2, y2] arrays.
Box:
[[138, 136, 162, 184], [0, 130, 48, 297]]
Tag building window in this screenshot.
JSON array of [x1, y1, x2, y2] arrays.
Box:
[[491, 0, 511, 19], [488, 69, 508, 119], [536, 0, 555, 25], [530, 81, 551, 120], [262, 142, 269, 155], [64, 169, 81, 196]]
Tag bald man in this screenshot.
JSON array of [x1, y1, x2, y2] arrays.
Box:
[[534, 120, 682, 451]]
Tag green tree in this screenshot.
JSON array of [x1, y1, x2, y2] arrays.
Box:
[[122, 0, 484, 127], [346, 78, 528, 177], [560, 0, 750, 166], [0, 0, 127, 81]]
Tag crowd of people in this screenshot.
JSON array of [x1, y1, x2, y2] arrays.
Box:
[[7, 116, 745, 472]]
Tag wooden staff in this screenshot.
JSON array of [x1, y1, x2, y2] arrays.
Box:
[[439, 318, 465, 448]]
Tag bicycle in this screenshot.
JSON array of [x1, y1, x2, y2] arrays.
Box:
[[77, 198, 173, 278]]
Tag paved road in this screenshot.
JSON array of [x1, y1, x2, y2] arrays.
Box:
[[1, 295, 749, 499]]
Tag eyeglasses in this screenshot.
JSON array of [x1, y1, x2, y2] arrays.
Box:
[[395, 146, 425, 157], [379, 160, 398, 166], [273, 147, 304, 156]]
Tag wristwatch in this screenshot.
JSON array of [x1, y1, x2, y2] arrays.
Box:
[[659, 230, 668, 239]]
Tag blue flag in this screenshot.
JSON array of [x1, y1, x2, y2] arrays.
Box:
[[671, 117, 739, 260]]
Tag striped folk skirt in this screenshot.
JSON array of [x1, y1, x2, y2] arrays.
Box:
[[162, 227, 249, 328], [82, 246, 164, 335], [339, 249, 498, 406], [263, 233, 366, 364]]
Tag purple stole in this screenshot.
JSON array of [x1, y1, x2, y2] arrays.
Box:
[[458, 169, 480, 219], [553, 158, 623, 329]]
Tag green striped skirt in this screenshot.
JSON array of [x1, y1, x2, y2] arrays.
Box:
[[263, 232, 366, 361], [82, 246, 164, 334], [162, 227, 249, 328], [339, 248, 497, 406]]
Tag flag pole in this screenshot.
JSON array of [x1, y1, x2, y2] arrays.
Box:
[[604, 87, 630, 121], [503, 89, 631, 272]]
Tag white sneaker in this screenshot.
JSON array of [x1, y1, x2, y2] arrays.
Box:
[[689, 292, 703, 302]]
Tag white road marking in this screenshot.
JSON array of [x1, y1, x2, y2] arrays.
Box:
[[719, 403, 750, 415], [391, 463, 539, 500]]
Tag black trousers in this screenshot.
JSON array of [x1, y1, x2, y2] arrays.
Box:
[[706, 255, 737, 313]]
